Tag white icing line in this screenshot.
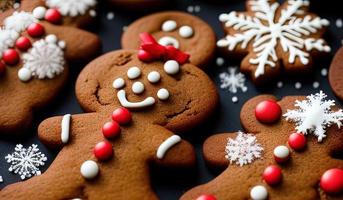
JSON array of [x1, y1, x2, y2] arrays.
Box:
[[117, 90, 155, 108], [61, 114, 71, 144], [156, 135, 181, 159], [0, 176, 3, 183]]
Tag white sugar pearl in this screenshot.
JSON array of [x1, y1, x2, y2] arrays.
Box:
[[18, 68, 32, 82], [45, 34, 58, 44], [33, 6, 46, 19], [80, 160, 99, 179], [132, 82, 145, 94], [158, 36, 180, 49], [273, 145, 290, 159], [295, 82, 302, 89], [232, 96, 238, 103], [58, 41, 66, 49], [313, 81, 320, 89], [157, 88, 170, 100], [113, 78, 125, 89], [179, 26, 193, 38], [277, 81, 283, 88], [13, 2, 20, 9], [162, 20, 177, 32], [321, 68, 328, 76], [147, 71, 161, 83], [250, 185, 268, 200], [127, 66, 141, 79], [164, 60, 180, 75], [216, 57, 224, 66], [89, 9, 97, 17]]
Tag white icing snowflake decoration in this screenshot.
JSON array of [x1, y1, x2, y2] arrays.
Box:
[[219, 67, 248, 93], [5, 144, 47, 180], [284, 91, 343, 142], [217, 0, 330, 78], [45, 0, 97, 17], [4, 11, 38, 32], [225, 131, 263, 166], [0, 28, 19, 57]]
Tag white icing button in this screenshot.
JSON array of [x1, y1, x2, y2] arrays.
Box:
[[164, 60, 180, 75], [127, 66, 141, 79], [89, 10, 97, 17], [273, 145, 289, 159], [58, 41, 66, 49], [161, 20, 177, 32], [250, 185, 268, 200], [113, 78, 125, 89], [80, 160, 99, 179], [158, 36, 180, 49], [18, 68, 32, 82], [147, 71, 161, 83], [61, 114, 71, 144], [132, 82, 145, 94], [157, 88, 169, 100], [45, 34, 58, 44], [32, 6, 46, 19], [179, 26, 193, 38]]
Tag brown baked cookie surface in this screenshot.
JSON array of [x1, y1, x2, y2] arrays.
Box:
[[217, 0, 330, 85], [121, 11, 216, 68], [329, 47, 343, 101], [0, 49, 219, 199], [0, 0, 101, 135], [182, 93, 343, 200]]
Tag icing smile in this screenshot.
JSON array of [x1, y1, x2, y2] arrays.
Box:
[[117, 90, 155, 109]]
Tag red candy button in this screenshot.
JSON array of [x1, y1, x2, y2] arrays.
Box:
[[196, 194, 216, 200], [288, 133, 306, 151], [27, 23, 45, 37], [15, 37, 31, 51], [112, 108, 132, 125], [2, 49, 19, 65], [94, 141, 113, 161], [320, 168, 343, 194], [0, 61, 6, 75], [102, 121, 121, 139], [255, 100, 282, 124], [263, 165, 282, 186], [45, 9, 62, 24]]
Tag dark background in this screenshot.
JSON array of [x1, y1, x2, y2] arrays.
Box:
[[0, 0, 342, 199]]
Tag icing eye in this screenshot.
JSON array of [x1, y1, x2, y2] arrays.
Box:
[[127, 66, 141, 79], [157, 88, 170, 100], [161, 20, 177, 32], [164, 60, 179, 75], [179, 26, 193, 38], [113, 78, 125, 89], [147, 71, 161, 83], [158, 36, 179, 49], [132, 81, 145, 94]]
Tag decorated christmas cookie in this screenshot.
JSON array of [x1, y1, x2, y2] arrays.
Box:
[[217, 0, 330, 84], [329, 47, 343, 101], [0, 49, 219, 199], [122, 11, 216, 68], [182, 92, 343, 200], [0, 0, 100, 135]]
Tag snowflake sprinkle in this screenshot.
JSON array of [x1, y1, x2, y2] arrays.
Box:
[[217, 0, 330, 78], [45, 0, 97, 17], [4, 11, 38, 32], [5, 144, 47, 180], [219, 67, 248, 93], [284, 91, 343, 142], [225, 131, 264, 166]]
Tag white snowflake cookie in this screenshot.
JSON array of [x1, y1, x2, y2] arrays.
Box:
[[45, 0, 97, 17]]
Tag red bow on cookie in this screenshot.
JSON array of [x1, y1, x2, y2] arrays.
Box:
[[138, 33, 190, 64]]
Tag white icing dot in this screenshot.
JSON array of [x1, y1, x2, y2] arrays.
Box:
[[32, 6, 46, 19], [216, 57, 224, 66], [147, 71, 161, 83], [313, 81, 320, 89], [336, 18, 342, 28], [113, 78, 125, 89], [18, 68, 32, 82], [13, 3, 20, 9], [250, 185, 268, 200], [179, 26, 193, 38], [273, 145, 289, 159], [321, 68, 328, 76], [164, 60, 180, 75], [158, 36, 180, 49], [45, 34, 58, 44], [58, 41, 66, 49], [89, 9, 97, 17], [187, 6, 194, 13], [295, 82, 302, 89], [107, 12, 114, 20], [157, 88, 170, 100], [80, 160, 99, 179], [127, 66, 141, 79], [232, 96, 238, 103], [277, 81, 283, 88], [132, 82, 145, 94], [194, 5, 201, 12], [162, 20, 177, 32]]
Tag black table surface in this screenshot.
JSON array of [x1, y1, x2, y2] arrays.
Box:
[[0, 0, 342, 199]]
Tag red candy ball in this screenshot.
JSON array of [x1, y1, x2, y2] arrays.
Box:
[[112, 107, 132, 125], [196, 194, 216, 200], [45, 9, 62, 24], [102, 121, 121, 139], [2, 49, 19, 65], [288, 133, 306, 151], [255, 100, 282, 124], [15, 37, 31, 51], [320, 168, 343, 194], [263, 165, 282, 186], [0, 61, 6, 75], [94, 141, 113, 161], [27, 23, 45, 37]]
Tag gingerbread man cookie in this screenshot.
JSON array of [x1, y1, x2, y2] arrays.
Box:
[[0, 0, 100, 135], [217, 0, 330, 84], [0, 49, 218, 199], [329, 47, 343, 102], [182, 92, 343, 200]]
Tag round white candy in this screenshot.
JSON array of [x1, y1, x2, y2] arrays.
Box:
[[179, 26, 193, 38], [250, 185, 268, 200], [132, 82, 145, 94], [127, 66, 141, 79], [33, 6, 47, 19], [45, 34, 58, 44], [157, 88, 170, 100], [58, 41, 66, 49], [158, 36, 180, 49], [113, 78, 125, 89], [164, 60, 180, 75], [161, 20, 177, 32], [273, 145, 290, 159], [18, 68, 32, 82], [147, 71, 161, 83], [80, 160, 99, 179]]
